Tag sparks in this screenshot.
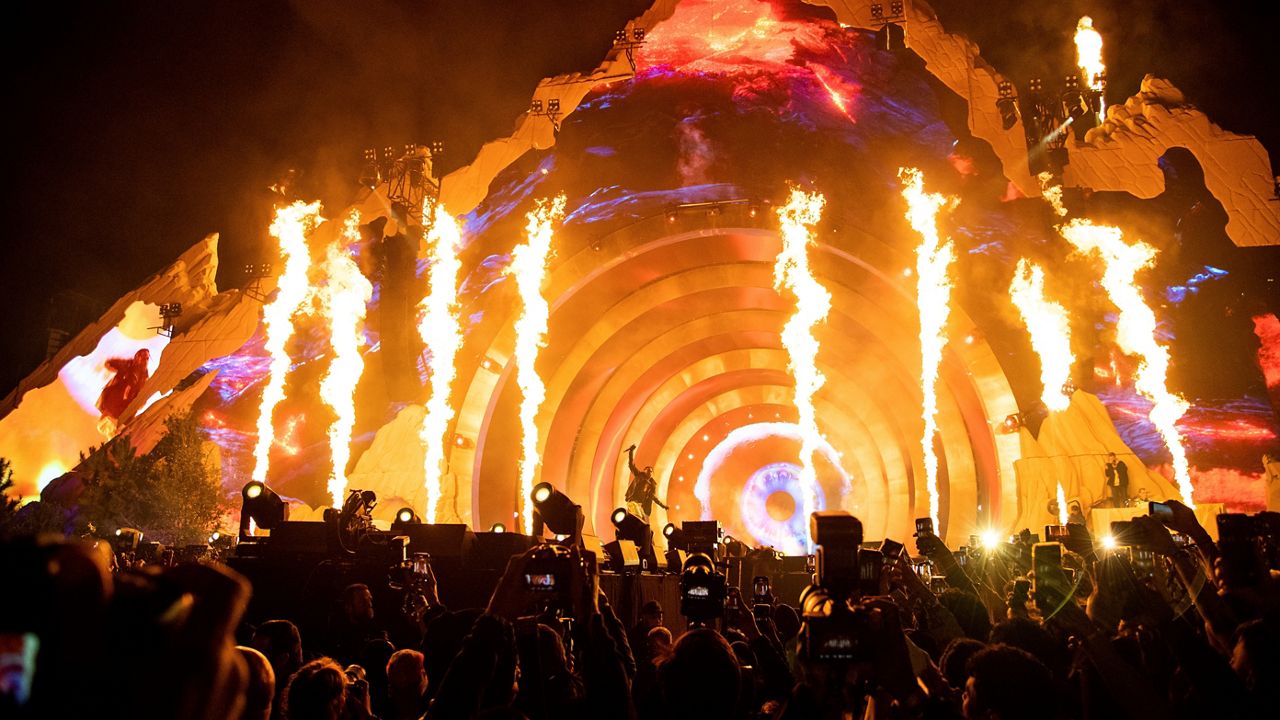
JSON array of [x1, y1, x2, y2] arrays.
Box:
[[1009, 260, 1074, 412], [251, 201, 321, 484], [317, 211, 373, 507], [773, 188, 832, 550], [418, 201, 465, 522], [1059, 218, 1195, 507], [509, 195, 566, 534], [899, 167, 957, 530], [1074, 16, 1106, 114], [810, 64, 855, 124]]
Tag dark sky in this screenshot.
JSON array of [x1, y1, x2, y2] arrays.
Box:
[[2, 0, 1276, 395]]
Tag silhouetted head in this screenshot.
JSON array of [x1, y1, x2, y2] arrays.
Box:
[[236, 646, 275, 720], [284, 657, 346, 720], [658, 628, 740, 720], [963, 645, 1057, 720], [342, 583, 374, 624]]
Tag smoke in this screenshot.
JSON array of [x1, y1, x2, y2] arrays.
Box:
[[675, 118, 716, 186]]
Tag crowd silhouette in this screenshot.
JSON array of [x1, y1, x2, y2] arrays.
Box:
[[2, 499, 1278, 719]]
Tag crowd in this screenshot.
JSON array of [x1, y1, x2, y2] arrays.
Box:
[[2, 499, 1278, 719]]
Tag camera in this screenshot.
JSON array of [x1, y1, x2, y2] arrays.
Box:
[[523, 544, 576, 606], [799, 511, 878, 663], [679, 553, 727, 625]]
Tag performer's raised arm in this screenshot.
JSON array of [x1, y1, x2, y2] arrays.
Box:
[[626, 443, 640, 476]]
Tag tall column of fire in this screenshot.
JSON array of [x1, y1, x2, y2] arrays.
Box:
[[773, 188, 832, 547], [251, 201, 321, 485], [317, 212, 373, 508], [1059, 218, 1196, 507], [1074, 16, 1106, 116], [418, 202, 465, 522], [899, 168, 956, 529], [1009, 259, 1075, 524], [509, 195, 567, 534]]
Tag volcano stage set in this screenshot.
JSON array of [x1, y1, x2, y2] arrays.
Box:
[[3, 0, 1280, 559]]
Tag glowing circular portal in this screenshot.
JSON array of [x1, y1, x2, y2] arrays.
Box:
[[739, 462, 826, 555]]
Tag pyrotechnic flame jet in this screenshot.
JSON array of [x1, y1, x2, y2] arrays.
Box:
[[418, 200, 465, 523], [1057, 216, 1195, 508], [509, 195, 567, 534], [251, 201, 322, 486], [899, 168, 957, 531], [1074, 16, 1106, 116], [1009, 260, 1074, 413], [773, 187, 833, 550], [1009, 258, 1075, 519], [317, 212, 373, 508]]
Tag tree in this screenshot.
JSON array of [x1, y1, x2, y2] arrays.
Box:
[[0, 458, 72, 539], [78, 412, 228, 546]]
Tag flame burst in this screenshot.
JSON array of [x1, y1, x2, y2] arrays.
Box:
[[418, 202, 465, 522], [1059, 219, 1195, 507], [1009, 260, 1074, 412], [251, 201, 321, 484], [509, 195, 566, 533], [1074, 16, 1106, 113], [318, 212, 373, 507], [899, 168, 957, 529], [1056, 482, 1069, 525], [774, 188, 832, 547]]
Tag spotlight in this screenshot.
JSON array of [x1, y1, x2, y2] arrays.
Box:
[[979, 529, 1002, 550], [611, 507, 658, 571], [239, 481, 289, 538], [663, 522, 689, 550], [391, 507, 421, 532], [490, 522, 506, 533], [113, 527, 143, 553], [530, 482, 584, 540], [665, 207, 678, 223], [612, 508, 647, 540], [1100, 534, 1117, 550]]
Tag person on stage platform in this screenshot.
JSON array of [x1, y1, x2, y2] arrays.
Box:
[[624, 444, 667, 522], [1104, 452, 1130, 508]]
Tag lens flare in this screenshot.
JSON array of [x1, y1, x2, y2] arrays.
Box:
[[317, 211, 373, 507], [1058, 218, 1195, 507], [418, 201, 465, 522], [1074, 16, 1106, 113], [773, 188, 832, 547], [899, 168, 956, 530], [1009, 260, 1074, 412], [251, 201, 321, 484], [509, 195, 566, 533]]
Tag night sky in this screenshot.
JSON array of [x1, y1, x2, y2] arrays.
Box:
[[2, 0, 1276, 395]]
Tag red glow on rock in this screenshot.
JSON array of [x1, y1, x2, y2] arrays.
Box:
[[1253, 313, 1280, 390], [638, 0, 863, 120]]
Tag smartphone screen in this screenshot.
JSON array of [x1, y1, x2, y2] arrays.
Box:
[[915, 517, 934, 536], [524, 573, 557, 591], [1149, 502, 1174, 521], [1032, 542, 1065, 604], [752, 576, 770, 603], [880, 538, 904, 559], [412, 552, 431, 576]]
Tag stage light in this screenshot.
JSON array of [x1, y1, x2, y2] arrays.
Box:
[[1100, 534, 1117, 550], [547, 99, 560, 114], [490, 522, 506, 533], [612, 507, 657, 571], [747, 203, 759, 218], [665, 207, 678, 223], [979, 529, 1001, 550], [530, 481, 584, 539], [530, 99, 543, 114], [396, 507, 419, 524], [209, 531, 220, 543], [1000, 413, 1024, 434], [240, 481, 288, 538]]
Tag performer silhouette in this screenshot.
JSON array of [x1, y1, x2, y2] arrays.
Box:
[[96, 348, 151, 422], [625, 444, 667, 522], [1104, 452, 1130, 508]]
